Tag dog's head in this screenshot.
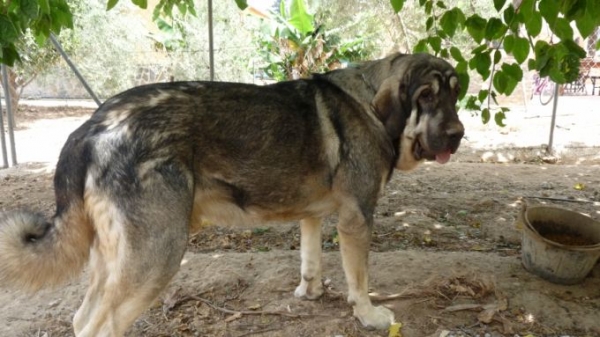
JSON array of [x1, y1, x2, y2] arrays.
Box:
[[372, 53, 464, 171]]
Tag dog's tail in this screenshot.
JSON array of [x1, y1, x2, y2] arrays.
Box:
[[0, 204, 94, 291], [0, 123, 96, 291]]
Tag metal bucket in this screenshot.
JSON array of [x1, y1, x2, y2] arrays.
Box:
[[517, 204, 600, 285]]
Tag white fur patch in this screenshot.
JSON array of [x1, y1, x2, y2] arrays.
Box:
[[147, 90, 172, 107], [102, 108, 132, 131], [84, 174, 126, 284], [396, 108, 418, 171], [431, 77, 440, 94], [449, 76, 458, 89], [395, 82, 434, 172], [93, 127, 128, 165], [102, 91, 184, 131], [294, 217, 323, 299]]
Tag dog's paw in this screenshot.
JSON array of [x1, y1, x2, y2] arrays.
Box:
[[294, 279, 324, 300], [354, 305, 395, 330]]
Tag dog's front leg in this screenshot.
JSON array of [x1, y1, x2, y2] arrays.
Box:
[[337, 209, 394, 330], [294, 217, 324, 299]]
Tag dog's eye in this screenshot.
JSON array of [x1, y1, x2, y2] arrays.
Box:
[[453, 84, 461, 98], [420, 88, 434, 102]]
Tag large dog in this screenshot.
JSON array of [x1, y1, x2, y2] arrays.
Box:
[[0, 52, 463, 336]]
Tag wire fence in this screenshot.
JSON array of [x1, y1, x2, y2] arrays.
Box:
[[562, 57, 600, 96]]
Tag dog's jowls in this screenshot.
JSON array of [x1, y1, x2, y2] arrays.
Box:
[[0, 52, 463, 336]]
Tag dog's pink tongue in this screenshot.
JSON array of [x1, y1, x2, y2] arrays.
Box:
[[435, 150, 452, 164]]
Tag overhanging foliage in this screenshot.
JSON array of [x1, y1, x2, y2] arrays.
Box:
[[391, 0, 600, 125]]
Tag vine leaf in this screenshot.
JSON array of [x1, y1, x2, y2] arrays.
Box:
[[107, 0, 119, 10], [390, 0, 405, 13]]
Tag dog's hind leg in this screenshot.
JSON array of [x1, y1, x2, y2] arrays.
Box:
[[74, 166, 192, 337], [337, 204, 394, 330], [294, 217, 324, 299]]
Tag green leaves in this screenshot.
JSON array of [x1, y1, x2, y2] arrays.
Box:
[[562, 0, 586, 21], [0, 0, 74, 66], [428, 36, 442, 53], [132, 0, 148, 10], [495, 109, 507, 127], [504, 35, 530, 64], [521, 0, 542, 36], [256, 0, 371, 81], [538, 0, 596, 38], [503, 5, 519, 32], [152, 0, 197, 20], [0, 15, 19, 44], [481, 108, 491, 124], [107, 0, 120, 10], [439, 8, 465, 37], [525, 12, 543, 36], [413, 39, 429, 53], [575, 13, 596, 38], [514, 37, 530, 64], [501, 63, 523, 81], [493, 0, 506, 11], [39, 0, 51, 14], [465, 14, 486, 43], [287, 0, 314, 35], [539, 0, 559, 27], [234, 0, 249, 10], [407, 0, 600, 127], [20, 0, 40, 19], [469, 51, 491, 80], [552, 17, 573, 40], [450, 46, 465, 62], [485, 18, 506, 40], [0, 44, 19, 65], [390, 0, 405, 13], [533, 39, 586, 83], [493, 63, 523, 95]]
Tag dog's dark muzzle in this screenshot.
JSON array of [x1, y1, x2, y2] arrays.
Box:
[[417, 120, 464, 164]]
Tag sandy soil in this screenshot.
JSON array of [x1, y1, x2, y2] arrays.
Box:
[[0, 97, 599, 337]]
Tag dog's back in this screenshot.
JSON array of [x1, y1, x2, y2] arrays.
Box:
[[0, 78, 394, 336]]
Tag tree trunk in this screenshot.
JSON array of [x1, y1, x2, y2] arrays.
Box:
[[1, 68, 23, 119]]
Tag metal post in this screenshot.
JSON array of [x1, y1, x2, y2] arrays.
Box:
[[208, 0, 215, 81], [0, 93, 8, 168], [1, 64, 17, 166], [547, 82, 560, 154], [49, 34, 102, 106]]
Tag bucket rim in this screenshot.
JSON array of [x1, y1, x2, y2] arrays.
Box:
[[521, 205, 600, 251]]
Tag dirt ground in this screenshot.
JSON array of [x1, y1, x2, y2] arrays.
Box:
[[1, 98, 599, 337]]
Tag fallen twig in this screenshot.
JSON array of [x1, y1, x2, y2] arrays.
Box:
[[368, 289, 423, 302], [443, 303, 485, 312], [523, 196, 594, 204], [187, 295, 330, 319]]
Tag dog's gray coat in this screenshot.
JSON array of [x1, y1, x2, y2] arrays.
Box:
[[0, 52, 464, 336]]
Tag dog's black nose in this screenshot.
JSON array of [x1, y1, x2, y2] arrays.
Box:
[[446, 122, 464, 151]]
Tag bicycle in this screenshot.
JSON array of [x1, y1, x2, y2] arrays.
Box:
[[530, 73, 556, 105]]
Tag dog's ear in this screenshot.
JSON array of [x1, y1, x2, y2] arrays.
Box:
[[373, 77, 409, 139]]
